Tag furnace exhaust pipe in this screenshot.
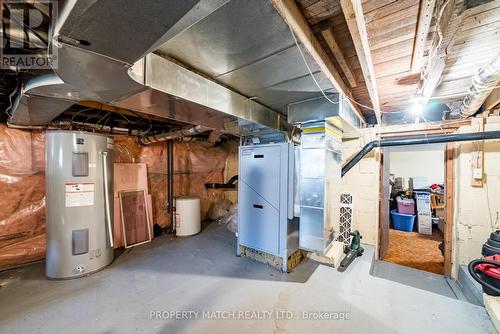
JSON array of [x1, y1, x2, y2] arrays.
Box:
[[341, 130, 500, 177]]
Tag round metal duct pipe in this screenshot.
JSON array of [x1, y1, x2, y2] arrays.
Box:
[[458, 54, 500, 117]]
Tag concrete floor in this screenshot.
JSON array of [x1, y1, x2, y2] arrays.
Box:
[[0, 223, 495, 334], [371, 259, 458, 300]]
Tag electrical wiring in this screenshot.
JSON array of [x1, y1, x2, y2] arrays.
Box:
[[141, 117, 153, 137], [288, 25, 339, 105], [70, 107, 96, 126], [81, 110, 105, 129], [422, 116, 449, 135], [117, 111, 144, 124], [96, 112, 111, 125], [4, 84, 18, 117], [99, 113, 112, 130]]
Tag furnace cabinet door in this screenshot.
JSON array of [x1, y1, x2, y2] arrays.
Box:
[[238, 145, 283, 255], [238, 182, 280, 254], [239, 145, 281, 209]]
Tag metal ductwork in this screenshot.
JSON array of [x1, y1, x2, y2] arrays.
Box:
[[342, 130, 500, 177], [7, 0, 284, 135], [457, 53, 500, 117]]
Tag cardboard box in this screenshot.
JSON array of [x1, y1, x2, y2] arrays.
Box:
[[418, 212, 432, 235], [393, 177, 405, 191], [409, 177, 429, 190], [415, 191, 431, 213], [435, 207, 445, 219]]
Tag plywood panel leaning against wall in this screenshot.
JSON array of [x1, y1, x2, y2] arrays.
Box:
[[114, 137, 234, 228]]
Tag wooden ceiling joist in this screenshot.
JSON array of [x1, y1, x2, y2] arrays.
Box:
[[270, 0, 366, 124], [411, 0, 437, 73], [484, 87, 500, 114], [340, 0, 382, 124], [320, 26, 358, 87], [420, 0, 464, 99]]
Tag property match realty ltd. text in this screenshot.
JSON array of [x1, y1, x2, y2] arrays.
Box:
[[150, 310, 352, 321]]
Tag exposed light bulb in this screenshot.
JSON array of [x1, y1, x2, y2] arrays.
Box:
[[411, 102, 423, 116]]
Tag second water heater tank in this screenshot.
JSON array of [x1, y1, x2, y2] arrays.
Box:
[[174, 196, 201, 236]]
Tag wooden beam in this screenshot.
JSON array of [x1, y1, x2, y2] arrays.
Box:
[[379, 118, 470, 136], [320, 27, 358, 87], [412, 0, 437, 73], [340, 0, 382, 124], [269, 0, 366, 125], [444, 142, 455, 277], [484, 87, 500, 114], [421, 0, 464, 99]]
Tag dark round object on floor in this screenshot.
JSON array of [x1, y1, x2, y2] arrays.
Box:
[[153, 224, 163, 237], [468, 258, 500, 296], [482, 230, 500, 257]]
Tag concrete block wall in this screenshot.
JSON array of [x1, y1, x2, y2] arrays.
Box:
[[338, 128, 381, 246], [452, 118, 500, 277]]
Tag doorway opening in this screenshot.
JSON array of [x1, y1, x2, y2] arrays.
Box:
[[378, 143, 452, 276]]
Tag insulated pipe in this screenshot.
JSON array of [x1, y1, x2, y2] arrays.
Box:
[[341, 130, 500, 177], [458, 54, 500, 117], [138, 125, 212, 145], [167, 139, 175, 233], [8, 121, 145, 136], [6, 123, 47, 130]]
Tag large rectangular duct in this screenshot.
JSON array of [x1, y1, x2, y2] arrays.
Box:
[[7, 0, 286, 136], [287, 94, 361, 133], [119, 54, 282, 135], [288, 95, 357, 253], [298, 122, 342, 252]]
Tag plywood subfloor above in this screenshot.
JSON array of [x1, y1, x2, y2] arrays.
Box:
[[434, 1, 500, 101], [362, 0, 421, 113]]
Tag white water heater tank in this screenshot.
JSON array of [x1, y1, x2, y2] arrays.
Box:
[[174, 196, 201, 236]]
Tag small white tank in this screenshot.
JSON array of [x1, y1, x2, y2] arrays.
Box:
[[174, 196, 201, 236]]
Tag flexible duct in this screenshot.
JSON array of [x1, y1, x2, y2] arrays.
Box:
[[458, 54, 500, 117], [341, 130, 500, 177]]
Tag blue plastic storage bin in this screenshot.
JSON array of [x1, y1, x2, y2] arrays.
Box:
[[390, 209, 416, 232]]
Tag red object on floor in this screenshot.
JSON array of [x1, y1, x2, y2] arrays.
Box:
[[475, 255, 500, 279]]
